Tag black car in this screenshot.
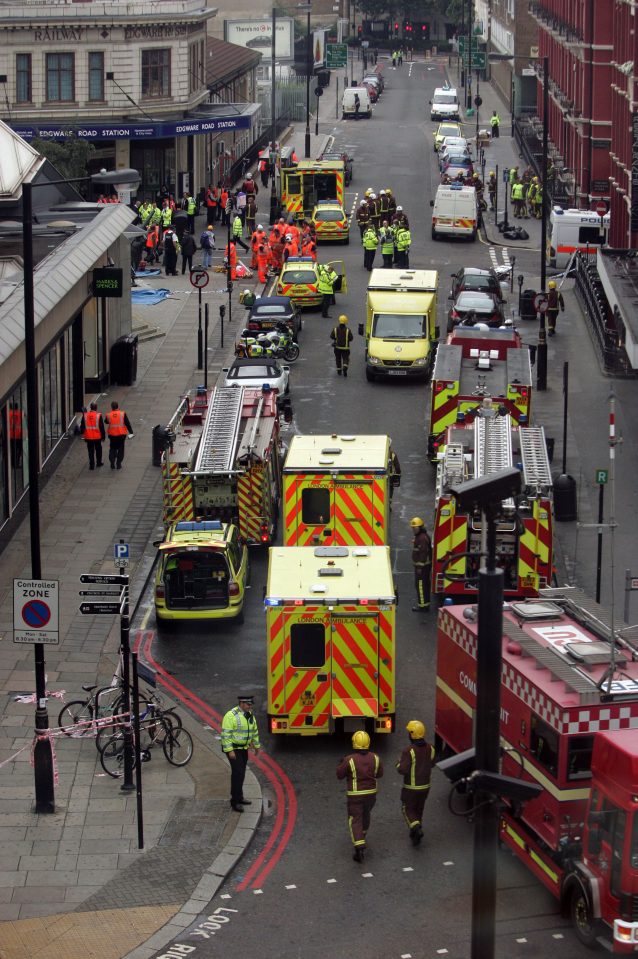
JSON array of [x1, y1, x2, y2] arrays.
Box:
[[450, 267, 505, 303], [245, 295, 302, 340], [447, 291, 506, 332]]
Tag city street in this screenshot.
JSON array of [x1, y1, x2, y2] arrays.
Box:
[[134, 58, 609, 959]]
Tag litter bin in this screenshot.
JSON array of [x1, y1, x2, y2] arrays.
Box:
[[553, 472, 577, 522], [110, 334, 138, 386], [520, 289, 537, 322], [152, 425, 172, 468]]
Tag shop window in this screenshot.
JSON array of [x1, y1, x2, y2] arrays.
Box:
[[530, 715, 559, 778], [290, 622, 326, 668], [8, 386, 28, 505], [16, 53, 32, 104], [0, 406, 7, 523], [46, 53, 75, 102], [301, 487, 330, 525], [88, 52, 104, 102], [39, 345, 62, 462], [142, 49, 171, 99]]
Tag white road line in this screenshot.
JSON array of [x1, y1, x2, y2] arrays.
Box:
[[408, 62, 414, 78], [436, 950, 449, 955], [443, 860, 455, 866], [402, 866, 414, 872], [401, 954, 413, 958], [253, 888, 263, 895], [552, 934, 564, 939], [285, 884, 297, 890], [327, 877, 337, 883], [515, 938, 528, 943], [220, 893, 232, 899], [361, 872, 373, 878]]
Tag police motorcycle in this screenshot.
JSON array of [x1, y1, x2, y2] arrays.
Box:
[[235, 321, 300, 362]]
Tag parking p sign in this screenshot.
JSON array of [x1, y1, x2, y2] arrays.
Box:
[[13, 579, 59, 645], [114, 542, 130, 569]]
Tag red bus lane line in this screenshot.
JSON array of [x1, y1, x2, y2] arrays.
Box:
[[137, 629, 297, 891]]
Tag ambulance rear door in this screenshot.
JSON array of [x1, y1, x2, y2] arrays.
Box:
[[281, 608, 331, 732], [330, 611, 381, 722], [285, 473, 379, 545]]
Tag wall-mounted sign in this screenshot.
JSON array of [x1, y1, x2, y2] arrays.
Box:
[[11, 115, 252, 142], [93, 267, 123, 298]]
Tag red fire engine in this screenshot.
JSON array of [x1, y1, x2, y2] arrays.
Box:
[[436, 587, 638, 951]]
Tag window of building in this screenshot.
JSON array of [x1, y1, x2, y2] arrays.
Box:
[[189, 42, 204, 94], [8, 386, 28, 506], [141, 49, 171, 99], [39, 344, 62, 462], [46, 53, 75, 102], [290, 622, 326, 668], [301, 487, 330, 525], [0, 405, 7, 523], [88, 52, 104, 102], [16, 53, 32, 104]]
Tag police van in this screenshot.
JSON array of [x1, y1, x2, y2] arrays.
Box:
[[547, 206, 609, 268], [431, 184, 478, 241], [430, 86, 460, 121]]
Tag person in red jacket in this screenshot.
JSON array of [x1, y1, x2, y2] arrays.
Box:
[[257, 243, 269, 284], [395, 720, 435, 846], [336, 730, 383, 862], [104, 401, 134, 470], [80, 401, 106, 470]]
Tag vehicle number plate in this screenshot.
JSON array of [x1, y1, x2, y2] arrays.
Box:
[[388, 370, 408, 376]]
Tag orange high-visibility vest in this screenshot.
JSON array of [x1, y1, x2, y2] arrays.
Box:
[[83, 410, 102, 440], [106, 410, 127, 436]]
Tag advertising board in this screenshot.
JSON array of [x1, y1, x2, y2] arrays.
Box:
[[225, 18, 294, 59]]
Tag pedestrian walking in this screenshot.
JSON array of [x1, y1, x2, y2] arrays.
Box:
[[396, 720, 435, 846], [410, 516, 432, 611], [200, 225, 215, 269], [330, 314, 353, 376], [232, 214, 249, 252], [221, 695, 260, 812], [546, 280, 565, 335], [81, 402, 105, 470], [336, 730, 383, 863], [490, 110, 500, 138], [354, 92, 361, 119], [180, 230, 197, 274], [105, 401, 134, 470]]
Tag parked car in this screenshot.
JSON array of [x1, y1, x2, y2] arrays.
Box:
[[439, 152, 474, 174], [362, 81, 379, 103], [245, 295, 302, 340], [450, 267, 506, 304], [447, 290, 506, 331], [222, 356, 290, 396], [363, 73, 384, 93], [434, 121, 463, 151], [276, 256, 348, 308], [311, 201, 350, 243], [441, 165, 473, 183], [439, 136, 471, 155]]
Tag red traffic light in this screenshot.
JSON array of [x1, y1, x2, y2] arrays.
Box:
[[422, 24, 427, 31], [394, 21, 399, 29]]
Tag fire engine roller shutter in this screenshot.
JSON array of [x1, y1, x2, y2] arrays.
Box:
[[330, 612, 381, 718]]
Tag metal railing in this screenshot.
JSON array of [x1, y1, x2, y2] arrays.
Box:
[[573, 253, 636, 376], [512, 115, 574, 207]]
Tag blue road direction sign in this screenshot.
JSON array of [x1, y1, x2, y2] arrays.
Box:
[[13, 579, 59, 645], [114, 542, 130, 569]]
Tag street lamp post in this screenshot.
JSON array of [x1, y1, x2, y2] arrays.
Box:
[[270, 6, 279, 225], [22, 167, 139, 812], [305, 5, 312, 158]]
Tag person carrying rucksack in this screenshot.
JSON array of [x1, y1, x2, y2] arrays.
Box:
[[200, 225, 215, 268]]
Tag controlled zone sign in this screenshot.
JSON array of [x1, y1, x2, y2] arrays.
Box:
[[13, 579, 59, 645]]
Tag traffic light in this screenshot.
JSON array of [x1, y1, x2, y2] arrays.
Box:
[[394, 21, 399, 34], [421, 23, 427, 33], [357, 25, 362, 35]]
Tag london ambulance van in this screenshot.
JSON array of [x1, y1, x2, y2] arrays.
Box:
[[547, 206, 609, 268], [342, 86, 372, 119], [431, 184, 478, 241]]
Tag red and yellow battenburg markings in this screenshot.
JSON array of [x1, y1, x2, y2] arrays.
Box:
[[237, 464, 265, 543], [162, 460, 193, 523], [517, 500, 552, 595], [283, 474, 385, 546], [433, 500, 467, 593]]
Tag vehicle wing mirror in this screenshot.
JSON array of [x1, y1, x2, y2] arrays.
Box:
[[153, 540, 163, 548], [430, 200, 434, 207], [358, 322, 364, 336]]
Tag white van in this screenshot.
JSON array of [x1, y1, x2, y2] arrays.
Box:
[[431, 184, 478, 241], [548, 206, 609, 268], [430, 86, 460, 121], [342, 86, 372, 119]]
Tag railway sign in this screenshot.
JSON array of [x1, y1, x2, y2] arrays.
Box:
[[596, 469, 609, 485], [13, 579, 59, 645]]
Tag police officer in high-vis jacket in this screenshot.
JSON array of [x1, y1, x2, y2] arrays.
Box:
[[221, 695, 261, 811]]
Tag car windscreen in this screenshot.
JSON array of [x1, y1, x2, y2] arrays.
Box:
[[229, 364, 279, 379], [435, 94, 458, 104], [461, 276, 494, 292], [315, 209, 343, 222], [456, 294, 496, 311], [284, 270, 316, 283], [372, 312, 426, 338], [254, 304, 288, 315]]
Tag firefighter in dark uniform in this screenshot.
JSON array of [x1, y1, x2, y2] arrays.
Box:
[[336, 730, 383, 862], [356, 199, 371, 237], [396, 720, 435, 845], [410, 516, 432, 611], [330, 314, 353, 376], [546, 280, 565, 335]]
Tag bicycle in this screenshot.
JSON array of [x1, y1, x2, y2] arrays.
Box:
[[94, 692, 182, 753], [57, 672, 151, 738], [99, 710, 193, 779]]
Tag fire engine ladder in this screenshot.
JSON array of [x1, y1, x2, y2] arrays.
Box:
[[519, 427, 552, 495], [195, 386, 243, 473], [244, 394, 265, 458], [474, 414, 512, 478], [439, 443, 466, 495]]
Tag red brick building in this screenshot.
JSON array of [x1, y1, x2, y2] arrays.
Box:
[[529, 1, 612, 209], [609, 2, 638, 247]]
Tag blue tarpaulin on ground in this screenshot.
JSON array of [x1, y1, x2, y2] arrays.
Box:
[[131, 288, 171, 306], [134, 269, 162, 277]]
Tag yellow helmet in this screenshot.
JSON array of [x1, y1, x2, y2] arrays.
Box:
[[339, 314, 348, 324], [410, 517, 424, 529], [406, 720, 426, 740], [489, 170, 495, 176], [365, 188, 373, 197], [548, 280, 557, 289], [386, 188, 393, 194], [352, 730, 370, 750]]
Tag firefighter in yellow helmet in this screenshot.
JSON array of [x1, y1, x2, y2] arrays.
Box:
[[330, 314, 353, 376], [396, 720, 436, 845], [410, 517, 432, 612], [336, 730, 384, 862], [546, 279, 565, 336]]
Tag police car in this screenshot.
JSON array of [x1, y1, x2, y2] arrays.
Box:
[[275, 256, 347, 308]]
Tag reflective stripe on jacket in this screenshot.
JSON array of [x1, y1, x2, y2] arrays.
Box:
[[396, 741, 435, 790], [221, 706, 261, 753], [336, 750, 384, 796]]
